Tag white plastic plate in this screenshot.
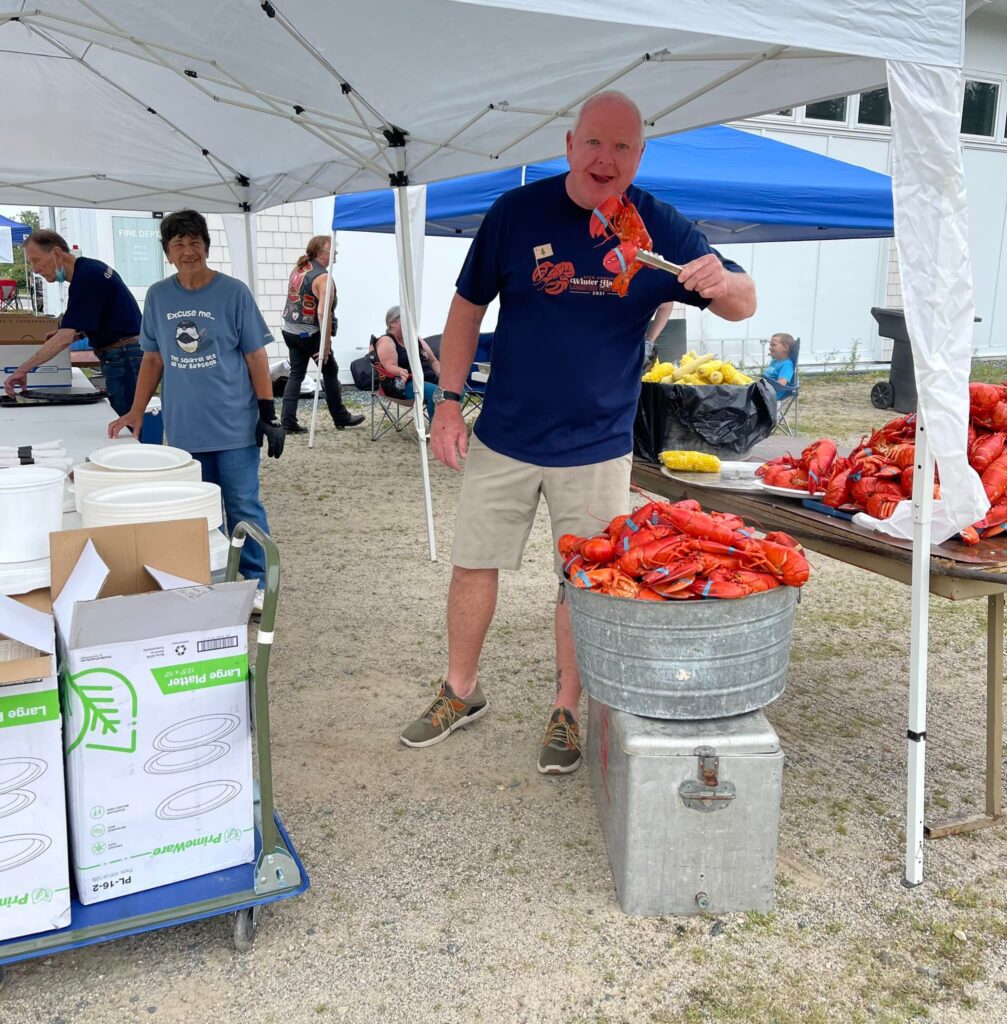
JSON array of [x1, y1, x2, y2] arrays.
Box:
[[88, 444, 191, 472], [760, 482, 826, 500]]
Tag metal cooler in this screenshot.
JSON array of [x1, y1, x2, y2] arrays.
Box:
[[588, 698, 783, 916]]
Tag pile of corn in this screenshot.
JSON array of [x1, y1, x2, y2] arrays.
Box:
[[659, 450, 721, 473], [643, 351, 753, 386]]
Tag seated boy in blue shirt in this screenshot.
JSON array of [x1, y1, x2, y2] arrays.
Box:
[[763, 333, 796, 398]]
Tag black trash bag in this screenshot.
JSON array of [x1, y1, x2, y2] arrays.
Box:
[[634, 379, 778, 463]]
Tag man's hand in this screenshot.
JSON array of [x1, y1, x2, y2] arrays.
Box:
[[4, 367, 29, 398], [676, 253, 730, 302], [108, 409, 144, 439], [430, 401, 468, 471], [255, 398, 285, 459]]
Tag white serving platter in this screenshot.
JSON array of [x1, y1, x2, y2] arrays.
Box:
[[760, 482, 826, 500], [660, 461, 764, 493]]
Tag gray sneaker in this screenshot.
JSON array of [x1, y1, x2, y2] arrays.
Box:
[[537, 707, 582, 775], [400, 681, 488, 748]]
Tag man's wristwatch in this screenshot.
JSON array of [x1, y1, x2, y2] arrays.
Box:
[[433, 387, 462, 405]]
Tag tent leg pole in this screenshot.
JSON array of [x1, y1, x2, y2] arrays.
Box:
[[904, 418, 934, 887], [393, 184, 437, 562]]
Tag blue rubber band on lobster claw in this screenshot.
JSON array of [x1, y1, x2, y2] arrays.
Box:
[[701, 579, 714, 597], [592, 207, 613, 232], [612, 248, 629, 273], [626, 519, 639, 533], [574, 570, 592, 588]]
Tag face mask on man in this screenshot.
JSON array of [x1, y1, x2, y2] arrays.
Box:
[[55, 265, 66, 284]]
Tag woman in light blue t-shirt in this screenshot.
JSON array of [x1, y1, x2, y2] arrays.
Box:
[[763, 332, 796, 398], [108, 210, 284, 610]]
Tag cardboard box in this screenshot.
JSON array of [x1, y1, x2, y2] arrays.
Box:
[[50, 520, 257, 905], [0, 590, 72, 942], [0, 312, 71, 388]]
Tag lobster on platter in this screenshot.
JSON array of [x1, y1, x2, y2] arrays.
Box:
[[559, 498, 809, 600], [756, 439, 837, 496], [589, 193, 683, 297]]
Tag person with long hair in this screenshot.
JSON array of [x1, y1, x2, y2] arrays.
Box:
[[280, 235, 363, 433]]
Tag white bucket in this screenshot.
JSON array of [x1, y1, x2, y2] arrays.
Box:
[[0, 467, 66, 563]]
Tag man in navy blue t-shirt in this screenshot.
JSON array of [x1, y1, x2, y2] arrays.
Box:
[[400, 91, 757, 773], [4, 230, 143, 415]]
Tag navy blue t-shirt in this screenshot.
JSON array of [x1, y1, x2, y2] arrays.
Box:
[[60, 256, 142, 351], [457, 174, 745, 467]]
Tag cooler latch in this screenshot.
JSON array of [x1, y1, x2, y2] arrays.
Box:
[[679, 745, 736, 812]]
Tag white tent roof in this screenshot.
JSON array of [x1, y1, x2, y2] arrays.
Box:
[[0, 0, 959, 212]]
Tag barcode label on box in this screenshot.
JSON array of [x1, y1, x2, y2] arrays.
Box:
[[198, 635, 238, 653]]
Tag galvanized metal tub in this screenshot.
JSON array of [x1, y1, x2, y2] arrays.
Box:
[[565, 583, 797, 719]]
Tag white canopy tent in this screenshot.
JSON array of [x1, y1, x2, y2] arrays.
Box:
[[0, 0, 988, 882]]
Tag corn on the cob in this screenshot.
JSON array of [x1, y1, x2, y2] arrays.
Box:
[[673, 353, 717, 381], [720, 364, 753, 385], [707, 369, 724, 384], [660, 450, 721, 472]]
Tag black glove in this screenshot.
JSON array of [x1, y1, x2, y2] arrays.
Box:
[[255, 398, 285, 459]]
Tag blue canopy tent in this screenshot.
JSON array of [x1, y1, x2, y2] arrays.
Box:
[[0, 213, 33, 310], [0, 214, 31, 244], [332, 125, 893, 243]]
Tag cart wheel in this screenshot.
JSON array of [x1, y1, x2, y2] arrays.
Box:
[[233, 907, 257, 952], [871, 381, 895, 410]]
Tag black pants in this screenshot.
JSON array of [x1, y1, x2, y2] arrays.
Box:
[[280, 331, 351, 427]]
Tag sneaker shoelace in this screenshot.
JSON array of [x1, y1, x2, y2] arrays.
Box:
[[424, 688, 467, 729], [544, 712, 581, 751]]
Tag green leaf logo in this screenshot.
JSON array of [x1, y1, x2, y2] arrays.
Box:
[[65, 668, 138, 754], [32, 887, 52, 904]]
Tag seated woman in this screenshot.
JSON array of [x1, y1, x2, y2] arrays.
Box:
[[370, 305, 440, 421], [763, 332, 796, 398]]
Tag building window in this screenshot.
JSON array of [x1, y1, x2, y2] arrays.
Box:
[[804, 97, 848, 123], [858, 88, 891, 127], [961, 79, 998, 137], [775, 109, 793, 117]]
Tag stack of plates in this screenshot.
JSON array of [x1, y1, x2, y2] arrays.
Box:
[[72, 458, 202, 512], [81, 481, 223, 530]]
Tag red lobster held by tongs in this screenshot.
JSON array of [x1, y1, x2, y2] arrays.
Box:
[[589, 193, 683, 296]]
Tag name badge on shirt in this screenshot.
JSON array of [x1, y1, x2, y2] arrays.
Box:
[[533, 244, 553, 260]]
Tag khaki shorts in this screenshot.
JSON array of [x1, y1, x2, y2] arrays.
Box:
[[451, 435, 632, 576]]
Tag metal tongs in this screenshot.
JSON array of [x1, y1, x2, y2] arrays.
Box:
[[635, 250, 684, 276]]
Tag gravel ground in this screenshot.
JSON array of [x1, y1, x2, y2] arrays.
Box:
[[4, 377, 1007, 1023]]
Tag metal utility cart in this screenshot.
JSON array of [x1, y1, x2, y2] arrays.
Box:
[[0, 522, 308, 986]]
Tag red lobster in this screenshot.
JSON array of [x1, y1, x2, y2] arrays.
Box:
[[589, 194, 653, 297]]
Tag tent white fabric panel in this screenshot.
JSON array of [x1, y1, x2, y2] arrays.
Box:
[[0, 1, 939, 210]]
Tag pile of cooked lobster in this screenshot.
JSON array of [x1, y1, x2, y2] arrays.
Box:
[[758, 419, 924, 522], [758, 383, 1007, 543], [559, 498, 809, 600]]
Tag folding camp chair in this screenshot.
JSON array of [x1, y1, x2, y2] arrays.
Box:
[[462, 331, 493, 421], [0, 280, 20, 310], [771, 337, 801, 436], [369, 361, 429, 443]]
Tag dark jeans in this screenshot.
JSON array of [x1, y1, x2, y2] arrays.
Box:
[[192, 445, 270, 586], [281, 330, 350, 428], [99, 343, 144, 417]]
